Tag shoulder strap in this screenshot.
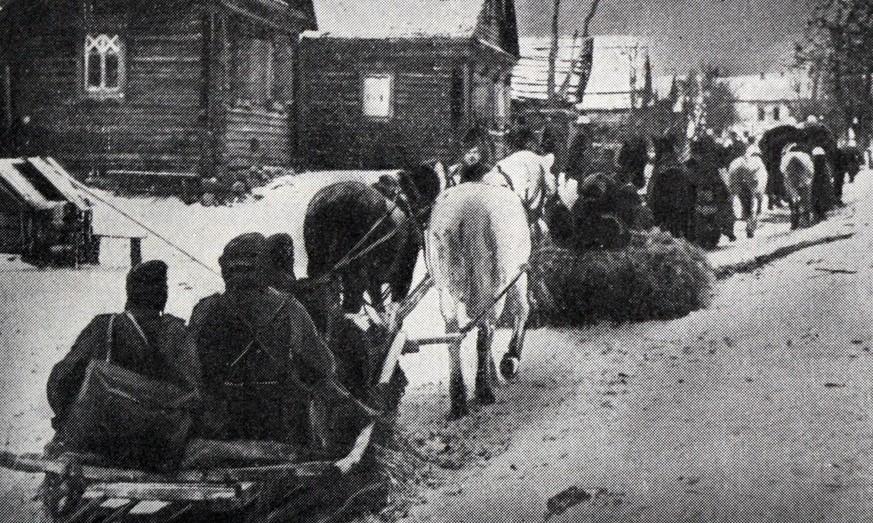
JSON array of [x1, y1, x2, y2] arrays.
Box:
[[123, 311, 152, 350], [227, 292, 291, 370], [104, 314, 117, 363]]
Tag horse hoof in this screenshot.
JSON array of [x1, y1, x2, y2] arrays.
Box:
[[448, 403, 469, 421], [476, 388, 496, 405], [500, 355, 520, 380]]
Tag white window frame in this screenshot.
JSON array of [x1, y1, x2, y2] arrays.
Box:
[[362, 74, 394, 120], [84, 34, 125, 99]]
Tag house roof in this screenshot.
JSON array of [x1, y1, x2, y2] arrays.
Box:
[[0, 158, 90, 213], [721, 71, 814, 102], [511, 35, 651, 111], [306, 0, 484, 39]]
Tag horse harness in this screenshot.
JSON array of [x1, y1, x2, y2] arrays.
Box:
[[495, 163, 550, 225]]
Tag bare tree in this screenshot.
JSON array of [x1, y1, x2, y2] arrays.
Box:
[[797, 0, 873, 141], [547, 0, 602, 107]]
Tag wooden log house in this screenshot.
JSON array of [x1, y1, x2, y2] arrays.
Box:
[[0, 0, 316, 191], [299, 0, 519, 169]]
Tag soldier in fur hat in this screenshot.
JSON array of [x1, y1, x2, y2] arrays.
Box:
[[47, 260, 200, 446], [190, 233, 378, 452]]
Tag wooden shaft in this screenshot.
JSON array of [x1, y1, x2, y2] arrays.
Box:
[[130, 237, 142, 267], [405, 334, 465, 352]]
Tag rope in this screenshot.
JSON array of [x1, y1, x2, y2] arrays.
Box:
[[315, 199, 433, 293], [459, 262, 531, 335], [68, 178, 222, 278], [320, 201, 401, 279]]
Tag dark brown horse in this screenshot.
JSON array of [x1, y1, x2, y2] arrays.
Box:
[[303, 165, 441, 313]]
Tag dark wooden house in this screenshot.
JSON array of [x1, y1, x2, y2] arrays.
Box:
[[299, 0, 519, 169], [0, 0, 315, 189]]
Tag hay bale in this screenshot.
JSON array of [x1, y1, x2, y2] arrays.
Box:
[[530, 229, 714, 327]]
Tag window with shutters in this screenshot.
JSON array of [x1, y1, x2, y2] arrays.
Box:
[[84, 34, 125, 99], [362, 74, 393, 120]]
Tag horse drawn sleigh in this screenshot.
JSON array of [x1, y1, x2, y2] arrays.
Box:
[[0, 272, 434, 523], [0, 151, 548, 521]]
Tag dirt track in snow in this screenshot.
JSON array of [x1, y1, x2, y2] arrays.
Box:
[[387, 178, 873, 523], [0, 173, 869, 522]]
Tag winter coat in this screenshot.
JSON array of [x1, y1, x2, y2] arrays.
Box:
[[647, 159, 694, 240], [47, 310, 200, 432], [811, 155, 835, 221], [188, 288, 376, 451]]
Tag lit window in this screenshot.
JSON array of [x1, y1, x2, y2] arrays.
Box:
[[84, 34, 124, 98], [362, 74, 393, 119]]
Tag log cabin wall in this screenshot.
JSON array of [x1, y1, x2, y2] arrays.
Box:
[[7, 0, 205, 178], [300, 38, 514, 169], [220, 15, 297, 174]]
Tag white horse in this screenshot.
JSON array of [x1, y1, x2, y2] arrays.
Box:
[[483, 150, 556, 243], [425, 183, 532, 419], [727, 145, 768, 238], [779, 143, 815, 229]]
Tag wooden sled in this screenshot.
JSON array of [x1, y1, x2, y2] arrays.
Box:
[[0, 276, 436, 523], [0, 425, 372, 521]]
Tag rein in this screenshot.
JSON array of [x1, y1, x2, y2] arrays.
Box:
[[317, 179, 434, 285], [495, 162, 551, 226]]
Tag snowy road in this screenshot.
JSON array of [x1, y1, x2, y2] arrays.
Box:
[[398, 178, 873, 523], [0, 171, 869, 521]]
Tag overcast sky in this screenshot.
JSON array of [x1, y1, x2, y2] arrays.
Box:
[[516, 0, 818, 76]]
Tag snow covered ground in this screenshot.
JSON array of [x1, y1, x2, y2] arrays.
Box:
[[0, 169, 868, 520]]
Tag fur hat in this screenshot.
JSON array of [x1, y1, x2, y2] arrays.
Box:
[[126, 260, 168, 311], [264, 233, 295, 275], [219, 233, 266, 270], [460, 124, 488, 149]]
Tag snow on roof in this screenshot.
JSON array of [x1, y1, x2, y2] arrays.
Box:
[[305, 0, 483, 39], [721, 71, 814, 102], [0, 159, 54, 211], [652, 74, 686, 100], [512, 35, 651, 111]]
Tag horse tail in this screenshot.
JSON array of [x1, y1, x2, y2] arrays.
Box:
[[450, 209, 500, 322]]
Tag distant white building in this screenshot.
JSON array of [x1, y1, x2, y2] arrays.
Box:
[[511, 35, 652, 113], [720, 70, 816, 137]]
